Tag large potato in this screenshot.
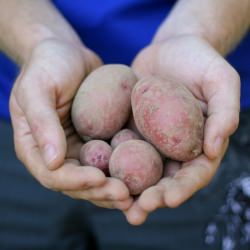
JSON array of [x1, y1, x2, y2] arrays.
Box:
[[109, 140, 163, 195], [72, 64, 137, 139], [132, 76, 204, 161]]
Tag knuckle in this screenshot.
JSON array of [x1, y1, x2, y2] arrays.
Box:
[[77, 174, 92, 189], [109, 187, 127, 201]]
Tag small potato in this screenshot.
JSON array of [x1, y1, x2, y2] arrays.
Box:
[[109, 140, 163, 195], [132, 76, 204, 161], [111, 129, 141, 148], [79, 140, 112, 174], [72, 64, 137, 140]]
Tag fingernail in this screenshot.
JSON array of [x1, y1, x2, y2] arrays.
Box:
[[214, 137, 223, 156], [43, 144, 57, 167]]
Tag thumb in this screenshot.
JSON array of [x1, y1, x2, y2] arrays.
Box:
[[202, 60, 240, 159], [16, 71, 67, 170]]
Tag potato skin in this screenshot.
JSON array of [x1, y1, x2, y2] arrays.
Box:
[[110, 129, 140, 148], [109, 140, 163, 195], [132, 77, 204, 162], [79, 140, 112, 174], [72, 64, 137, 140]]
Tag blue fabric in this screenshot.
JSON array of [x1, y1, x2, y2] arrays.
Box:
[[0, 0, 249, 121], [53, 0, 172, 64], [0, 54, 19, 120]]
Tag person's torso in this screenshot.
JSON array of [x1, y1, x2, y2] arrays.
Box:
[[0, 0, 249, 120]]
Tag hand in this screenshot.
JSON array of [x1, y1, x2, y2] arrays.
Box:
[[124, 35, 240, 224], [10, 39, 132, 210]]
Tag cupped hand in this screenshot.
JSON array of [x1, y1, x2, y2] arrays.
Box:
[[9, 39, 132, 210], [124, 35, 240, 224]]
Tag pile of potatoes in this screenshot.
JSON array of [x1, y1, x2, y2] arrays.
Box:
[[71, 64, 204, 195]]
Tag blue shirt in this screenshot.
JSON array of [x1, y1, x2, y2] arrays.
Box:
[[0, 0, 249, 120]]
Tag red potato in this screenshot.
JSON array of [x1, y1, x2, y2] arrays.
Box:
[[71, 64, 137, 140], [79, 140, 112, 174], [132, 76, 204, 162], [109, 140, 163, 195], [110, 129, 141, 148]]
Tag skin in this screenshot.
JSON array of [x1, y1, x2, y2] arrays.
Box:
[[123, 0, 250, 225], [111, 129, 141, 148], [0, 0, 249, 223], [0, 0, 132, 210]]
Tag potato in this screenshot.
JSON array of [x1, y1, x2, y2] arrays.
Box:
[[109, 140, 163, 195], [110, 129, 141, 148], [132, 76, 204, 161], [79, 140, 112, 174], [72, 64, 137, 140]]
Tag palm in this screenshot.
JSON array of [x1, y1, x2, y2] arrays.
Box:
[[10, 40, 133, 210], [10, 39, 103, 186], [124, 36, 240, 225]]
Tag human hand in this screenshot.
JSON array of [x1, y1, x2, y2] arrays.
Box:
[[124, 35, 240, 224], [9, 39, 132, 210]]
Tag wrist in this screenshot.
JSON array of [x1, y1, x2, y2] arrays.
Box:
[[0, 0, 85, 65], [153, 30, 232, 57], [151, 33, 213, 52], [8, 24, 86, 66], [151, 0, 250, 57]]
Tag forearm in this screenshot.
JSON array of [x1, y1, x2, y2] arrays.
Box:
[[0, 0, 83, 65], [153, 0, 250, 56]]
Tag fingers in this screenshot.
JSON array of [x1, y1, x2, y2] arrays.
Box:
[[157, 139, 228, 208], [10, 104, 105, 192], [202, 61, 240, 159], [63, 178, 130, 200], [120, 159, 186, 225], [81, 47, 103, 74], [123, 170, 168, 225], [123, 202, 149, 225], [10, 77, 132, 211], [14, 70, 67, 170], [18, 134, 105, 191], [125, 140, 228, 224], [63, 178, 133, 210], [132, 44, 157, 78], [47, 165, 106, 191], [90, 199, 133, 210], [64, 158, 81, 165]]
